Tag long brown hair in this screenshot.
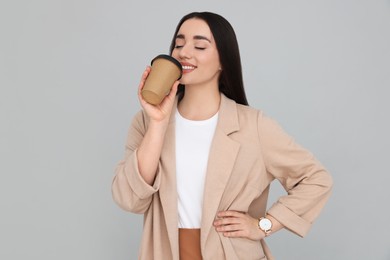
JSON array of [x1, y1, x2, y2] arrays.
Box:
[[169, 12, 249, 106]]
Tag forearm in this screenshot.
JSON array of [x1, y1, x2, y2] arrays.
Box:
[[137, 120, 169, 185]]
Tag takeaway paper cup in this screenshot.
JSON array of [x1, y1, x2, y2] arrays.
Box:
[[141, 54, 182, 105]]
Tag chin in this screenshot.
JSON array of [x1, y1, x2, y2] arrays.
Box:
[[178, 79, 187, 85], [178, 77, 191, 85]]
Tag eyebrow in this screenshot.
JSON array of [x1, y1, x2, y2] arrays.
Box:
[[176, 34, 211, 43]]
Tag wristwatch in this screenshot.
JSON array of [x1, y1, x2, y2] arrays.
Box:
[[258, 217, 273, 236]]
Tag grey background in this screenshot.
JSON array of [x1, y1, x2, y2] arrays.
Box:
[[1, 0, 389, 259]]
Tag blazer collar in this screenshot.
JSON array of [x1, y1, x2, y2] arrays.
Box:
[[215, 94, 240, 135]]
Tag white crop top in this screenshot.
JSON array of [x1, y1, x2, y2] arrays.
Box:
[[175, 108, 218, 228]]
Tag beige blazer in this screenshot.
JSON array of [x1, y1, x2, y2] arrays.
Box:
[[112, 94, 333, 260]]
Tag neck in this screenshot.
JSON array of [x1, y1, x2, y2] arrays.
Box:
[[178, 84, 221, 121]]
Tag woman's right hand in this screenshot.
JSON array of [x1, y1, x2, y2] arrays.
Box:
[[138, 66, 179, 123], [135, 66, 179, 185]]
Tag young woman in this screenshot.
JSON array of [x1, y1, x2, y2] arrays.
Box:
[[112, 12, 333, 260]]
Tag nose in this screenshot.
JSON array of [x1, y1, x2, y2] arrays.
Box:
[[178, 44, 192, 60]]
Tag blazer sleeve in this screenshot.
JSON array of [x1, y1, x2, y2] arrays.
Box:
[[111, 110, 162, 214], [257, 111, 333, 237]]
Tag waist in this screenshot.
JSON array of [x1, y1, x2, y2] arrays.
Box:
[[179, 228, 202, 260]]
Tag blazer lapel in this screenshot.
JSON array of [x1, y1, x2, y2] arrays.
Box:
[[159, 99, 179, 258], [157, 95, 241, 256], [200, 95, 241, 250]]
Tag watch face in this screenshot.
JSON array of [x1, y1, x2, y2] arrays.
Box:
[[259, 218, 272, 230]]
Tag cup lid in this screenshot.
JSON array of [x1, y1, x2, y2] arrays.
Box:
[[151, 54, 182, 79]]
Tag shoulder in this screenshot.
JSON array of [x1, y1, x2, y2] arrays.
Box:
[[221, 94, 266, 125], [235, 103, 261, 116], [224, 96, 283, 136]]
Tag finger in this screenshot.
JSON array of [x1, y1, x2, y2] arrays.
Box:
[[223, 230, 246, 238], [138, 67, 152, 106], [216, 224, 242, 232], [217, 210, 244, 218], [166, 80, 179, 100], [141, 66, 151, 80], [213, 217, 240, 227], [138, 66, 151, 93], [158, 81, 179, 108], [170, 81, 180, 95]]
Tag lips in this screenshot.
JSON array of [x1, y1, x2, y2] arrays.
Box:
[[182, 65, 196, 70], [181, 62, 197, 73]]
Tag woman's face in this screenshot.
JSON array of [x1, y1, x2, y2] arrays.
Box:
[[171, 18, 221, 88]]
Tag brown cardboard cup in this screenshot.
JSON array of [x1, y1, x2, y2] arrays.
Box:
[[141, 54, 182, 105]]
